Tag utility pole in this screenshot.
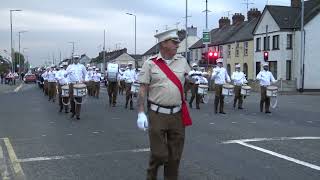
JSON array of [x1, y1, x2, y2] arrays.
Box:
[[103, 29, 106, 72], [10, 9, 22, 73], [203, 0, 210, 68], [242, 0, 254, 14], [300, 0, 305, 92], [18, 30, 27, 78], [185, 0, 189, 64]]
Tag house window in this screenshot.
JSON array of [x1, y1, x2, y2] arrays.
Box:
[[263, 36, 270, 50], [256, 62, 261, 76], [243, 63, 248, 77], [227, 64, 231, 76], [273, 35, 279, 50], [227, 45, 231, 58], [256, 38, 261, 52], [244, 42, 249, 56], [286, 60, 292, 80], [219, 46, 223, 58], [287, 34, 292, 49], [235, 42, 239, 57]]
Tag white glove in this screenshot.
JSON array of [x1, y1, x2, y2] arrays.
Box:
[[137, 112, 148, 131]]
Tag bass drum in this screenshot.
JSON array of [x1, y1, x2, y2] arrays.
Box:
[[107, 63, 119, 82]]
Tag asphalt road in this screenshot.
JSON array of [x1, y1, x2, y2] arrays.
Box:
[[0, 83, 319, 180]]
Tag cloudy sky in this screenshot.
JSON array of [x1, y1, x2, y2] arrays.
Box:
[[0, 0, 289, 66]]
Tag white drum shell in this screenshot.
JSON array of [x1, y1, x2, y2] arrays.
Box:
[[73, 84, 87, 97], [198, 85, 208, 95], [130, 83, 140, 93], [222, 85, 234, 96], [266, 86, 278, 97], [241, 86, 251, 96], [61, 85, 69, 97]]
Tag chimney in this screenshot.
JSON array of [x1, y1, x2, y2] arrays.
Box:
[[291, 0, 301, 8], [232, 13, 245, 25], [219, 17, 231, 28], [247, 8, 261, 21], [187, 26, 197, 36]]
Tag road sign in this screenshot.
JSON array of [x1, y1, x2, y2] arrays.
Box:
[[202, 30, 210, 44]]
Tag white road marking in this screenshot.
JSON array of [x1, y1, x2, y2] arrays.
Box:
[[13, 83, 23, 93], [92, 131, 99, 134], [209, 123, 215, 125], [0, 145, 9, 180], [67, 134, 72, 136], [41, 135, 47, 137], [231, 122, 237, 124], [18, 148, 150, 163], [236, 141, 320, 171], [222, 136, 320, 144]]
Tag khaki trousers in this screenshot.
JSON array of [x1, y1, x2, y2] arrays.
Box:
[[108, 81, 118, 105], [189, 84, 200, 108], [119, 80, 125, 95], [214, 84, 224, 113], [260, 87, 270, 112], [125, 83, 133, 108], [69, 84, 82, 117], [57, 84, 69, 112], [234, 85, 243, 108], [48, 82, 57, 100], [147, 110, 185, 180], [44, 80, 48, 95], [184, 82, 191, 101], [94, 81, 100, 97]]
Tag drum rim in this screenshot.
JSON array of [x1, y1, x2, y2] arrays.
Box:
[[241, 86, 251, 90], [223, 84, 234, 88]]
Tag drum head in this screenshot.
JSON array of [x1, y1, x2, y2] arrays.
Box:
[[199, 84, 208, 88], [242, 86, 251, 90], [62, 85, 69, 89], [267, 86, 278, 90], [74, 83, 86, 88], [223, 84, 234, 89]]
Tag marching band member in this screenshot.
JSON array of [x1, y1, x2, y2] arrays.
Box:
[[118, 68, 126, 95], [256, 63, 277, 113], [86, 67, 94, 96], [231, 64, 248, 109], [137, 29, 192, 180], [211, 58, 231, 114], [188, 63, 202, 109], [47, 65, 57, 102], [123, 62, 136, 110], [106, 63, 120, 107], [56, 62, 69, 113], [42, 68, 49, 96], [66, 57, 87, 120], [92, 68, 102, 98]]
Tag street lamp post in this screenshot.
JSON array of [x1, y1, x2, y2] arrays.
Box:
[[126, 13, 137, 67], [10, 9, 22, 73], [18, 30, 27, 78]]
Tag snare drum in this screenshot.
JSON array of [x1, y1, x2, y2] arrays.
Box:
[[222, 84, 234, 96], [61, 85, 69, 97], [73, 83, 87, 97], [241, 85, 251, 96], [197, 84, 208, 95], [130, 83, 140, 94], [266, 86, 278, 97]]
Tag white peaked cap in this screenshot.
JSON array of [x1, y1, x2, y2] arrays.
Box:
[[60, 65, 63, 68], [128, 62, 133, 65], [88, 67, 93, 69], [95, 68, 99, 70], [62, 62, 68, 66], [263, 62, 269, 66], [202, 72, 209, 76], [92, 66, 96, 68], [154, 29, 180, 43], [235, 64, 241, 68], [216, 58, 223, 63], [192, 63, 198, 67]]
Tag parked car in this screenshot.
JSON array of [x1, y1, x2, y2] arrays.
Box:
[[24, 74, 37, 83]]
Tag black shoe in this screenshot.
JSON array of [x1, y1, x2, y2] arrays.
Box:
[[130, 107, 134, 110], [219, 112, 226, 114], [71, 113, 75, 118], [59, 108, 63, 112], [238, 107, 243, 110], [112, 104, 116, 107], [65, 111, 69, 114], [189, 103, 192, 108], [125, 105, 128, 109], [265, 111, 271, 114], [196, 106, 200, 110], [76, 116, 80, 120]]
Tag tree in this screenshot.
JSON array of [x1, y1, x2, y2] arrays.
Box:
[[14, 52, 25, 72]]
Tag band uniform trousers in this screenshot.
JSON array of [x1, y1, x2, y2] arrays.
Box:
[[108, 81, 118, 105], [147, 110, 185, 180], [94, 81, 100, 98], [88, 81, 94, 96], [260, 86, 270, 112], [119, 80, 125, 95], [183, 82, 191, 101], [48, 82, 57, 101], [125, 83, 133, 108], [214, 84, 225, 113], [69, 83, 82, 117], [57, 84, 69, 112], [233, 85, 243, 108], [189, 84, 200, 108], [44, 80, 49, 95]]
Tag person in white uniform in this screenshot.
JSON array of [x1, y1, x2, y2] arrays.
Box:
[[231, 64, 248, 109], [47, 65, 57, 102], [256, 63, 277, 113], [92, 68, 102, 98], [188, 63, 203, 109], [211, 58, 231, 114], [66, 57, 87, 120], [123, 62, 137, 110], [56, 62, 69, 113]]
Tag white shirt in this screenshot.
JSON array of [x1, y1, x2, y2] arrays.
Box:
[[211, 67, 231, 85], [92, 72, 101, 82], [123, 69, 136, 83], [256, 70, 277, 86], [66, 63, 87, 83], [85, 70, 94, 81], [56, 69, 68, 85], [188, 70, 203, 84], [47, 70, 57, 82], [195, 76, 208, 84], [231, 71, 248, 86], [41, 72, 48, 80]]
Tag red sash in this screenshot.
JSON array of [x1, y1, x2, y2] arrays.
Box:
[[152, 58, 192, 127]]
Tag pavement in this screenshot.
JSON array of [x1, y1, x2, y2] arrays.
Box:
[[0, 84, 319, 180], [0, 80, 23, 94]]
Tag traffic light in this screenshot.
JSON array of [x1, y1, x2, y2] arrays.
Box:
[[208, 51, 219, 64], [213, 51, 219, 60], [201, 52, 208, 60], [263, 51, 269, 61]]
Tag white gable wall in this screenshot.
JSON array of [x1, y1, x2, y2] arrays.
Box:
[[255, 10, 280, 35]]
